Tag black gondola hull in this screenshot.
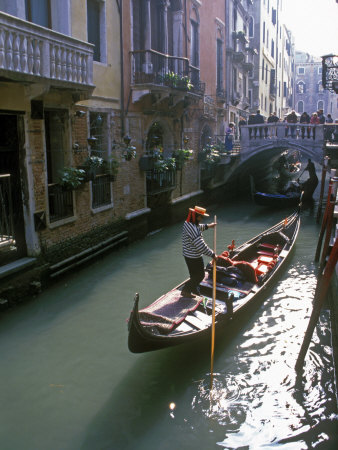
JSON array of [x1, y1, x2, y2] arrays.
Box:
[[128, 209, 300, 353]]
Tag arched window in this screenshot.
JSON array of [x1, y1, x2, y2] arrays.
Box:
[[248, 16, 254, 37], [297, 101, 304, 113], [317, 100, 324, 111]]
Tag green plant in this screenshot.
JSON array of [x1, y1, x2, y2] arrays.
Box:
[[172, 148, 193, 169], [83, 155, 105, 168], [58, 167, 86, 190], [161, 71, 193, 90], [123, 146, 137, 161], [199, 144, 221, 167], [153, 157, 176, 172]]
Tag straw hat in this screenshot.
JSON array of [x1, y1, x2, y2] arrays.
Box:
[[189, 206, 209, 216]]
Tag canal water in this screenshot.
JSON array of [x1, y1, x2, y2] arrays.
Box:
[[1, 179, 338, 449]]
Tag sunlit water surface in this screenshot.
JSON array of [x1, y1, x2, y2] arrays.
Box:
[[0, 194, 337, 449]]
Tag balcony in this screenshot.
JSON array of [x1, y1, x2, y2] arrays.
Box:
[[146, 169, 176, 195], [233, 51, 245, 64], [130, 49, 205, 102], [0, 11, 94, 92]]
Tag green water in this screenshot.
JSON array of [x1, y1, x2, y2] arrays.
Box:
[[0, 194, 337, 449]]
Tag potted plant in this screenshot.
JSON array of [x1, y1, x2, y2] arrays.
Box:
[[83, 155, 105, 180], [172, 148, 193, 170], [199, 144, 221, 172], [123, 146, 137, 161], [153, 157, 176, 173], [58, 167, 86, 190]]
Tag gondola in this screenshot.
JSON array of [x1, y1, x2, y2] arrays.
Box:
[[253, 190, 301, 207], [127, 207, 301, 353]]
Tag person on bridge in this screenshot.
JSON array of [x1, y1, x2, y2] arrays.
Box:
[[300, 112, 311, 139], [285, 110, 298, 138], [248, 114, 255, 139], [181, 206, 216, 298], [253, 110, 265, 139], [310, 112, 320, 140], [325, 114, 334, 142], [267, 112, 279, 138]]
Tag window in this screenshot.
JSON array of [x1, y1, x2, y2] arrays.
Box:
[[298, 67, 305, 75], [191, 19, 199, 68], [87, 0, 106, 63], [297, 101, 304, 113], [262, 59, 265, 80], [45, 109, 74, 222], [297, 81, 306, 94], [89, 112, 112, 209], [317, 100, 324, 111], [317, 81, 324, 92], [272, 8, 277, 25], [249, 16, 254, 38], [318, 66, 322, 74], [25, 0, 51, 28], [89, 112, 108, 160], [263, 22, 265, 43], [271, 39, 274, 58], [283, 81, 287, 97], [216, 38, 224, 92]]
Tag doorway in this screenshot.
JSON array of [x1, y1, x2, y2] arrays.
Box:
[[0, 113, 27, 264]]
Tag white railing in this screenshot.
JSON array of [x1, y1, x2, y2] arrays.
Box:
[[240, 123, 324, 143], [0, 11, 94, 87]]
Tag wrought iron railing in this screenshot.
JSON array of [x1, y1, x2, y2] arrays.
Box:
[[146, 169, 176, 194], [92, 175, 112, 209], [0, 174, 14, 245], [130, 49, 205, 95], [48, 184, 74, 223]]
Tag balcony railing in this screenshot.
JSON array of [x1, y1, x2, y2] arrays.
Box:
[[146, 169, 176, 194], [0, 11, 94, 89], [0, 174, 14, 246], [130, 49, 205, 96], [48, 184, 74, 223]]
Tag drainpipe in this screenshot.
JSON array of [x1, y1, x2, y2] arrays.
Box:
[[116, 0, 125, 138], [184, 0, 188, 59]]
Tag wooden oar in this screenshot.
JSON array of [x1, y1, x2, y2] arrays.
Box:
[[210, 215, 217, 391]]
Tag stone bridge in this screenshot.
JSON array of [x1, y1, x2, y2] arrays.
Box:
[[238, 123, 325, 164]]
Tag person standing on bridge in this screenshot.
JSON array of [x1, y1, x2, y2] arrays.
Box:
[[181, 206, 216, 298], [310, 112, 320, 140], [300, 111, 311, 139], [285, 110, 298, 138], [253, 110, 265, 139]]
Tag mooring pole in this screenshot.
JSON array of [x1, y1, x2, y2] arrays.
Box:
[[210, 215, 217, 392], [316, 156, 329, 224], [295, 238, 338, 373], [315, 176, 333, 262]]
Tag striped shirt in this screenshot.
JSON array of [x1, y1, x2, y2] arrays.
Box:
[[182, 221, 214, 259]]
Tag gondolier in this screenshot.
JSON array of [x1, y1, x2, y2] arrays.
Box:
[[181, 206, 216, 297]]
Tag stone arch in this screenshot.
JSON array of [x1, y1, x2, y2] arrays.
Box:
[[145, 119, 174, 156], [200, 124, 213, 150]]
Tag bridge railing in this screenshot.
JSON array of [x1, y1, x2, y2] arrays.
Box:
[[240, 123, 324, 144]]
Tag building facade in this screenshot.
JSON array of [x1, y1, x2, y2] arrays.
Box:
[[295, 51, 338, 121]]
